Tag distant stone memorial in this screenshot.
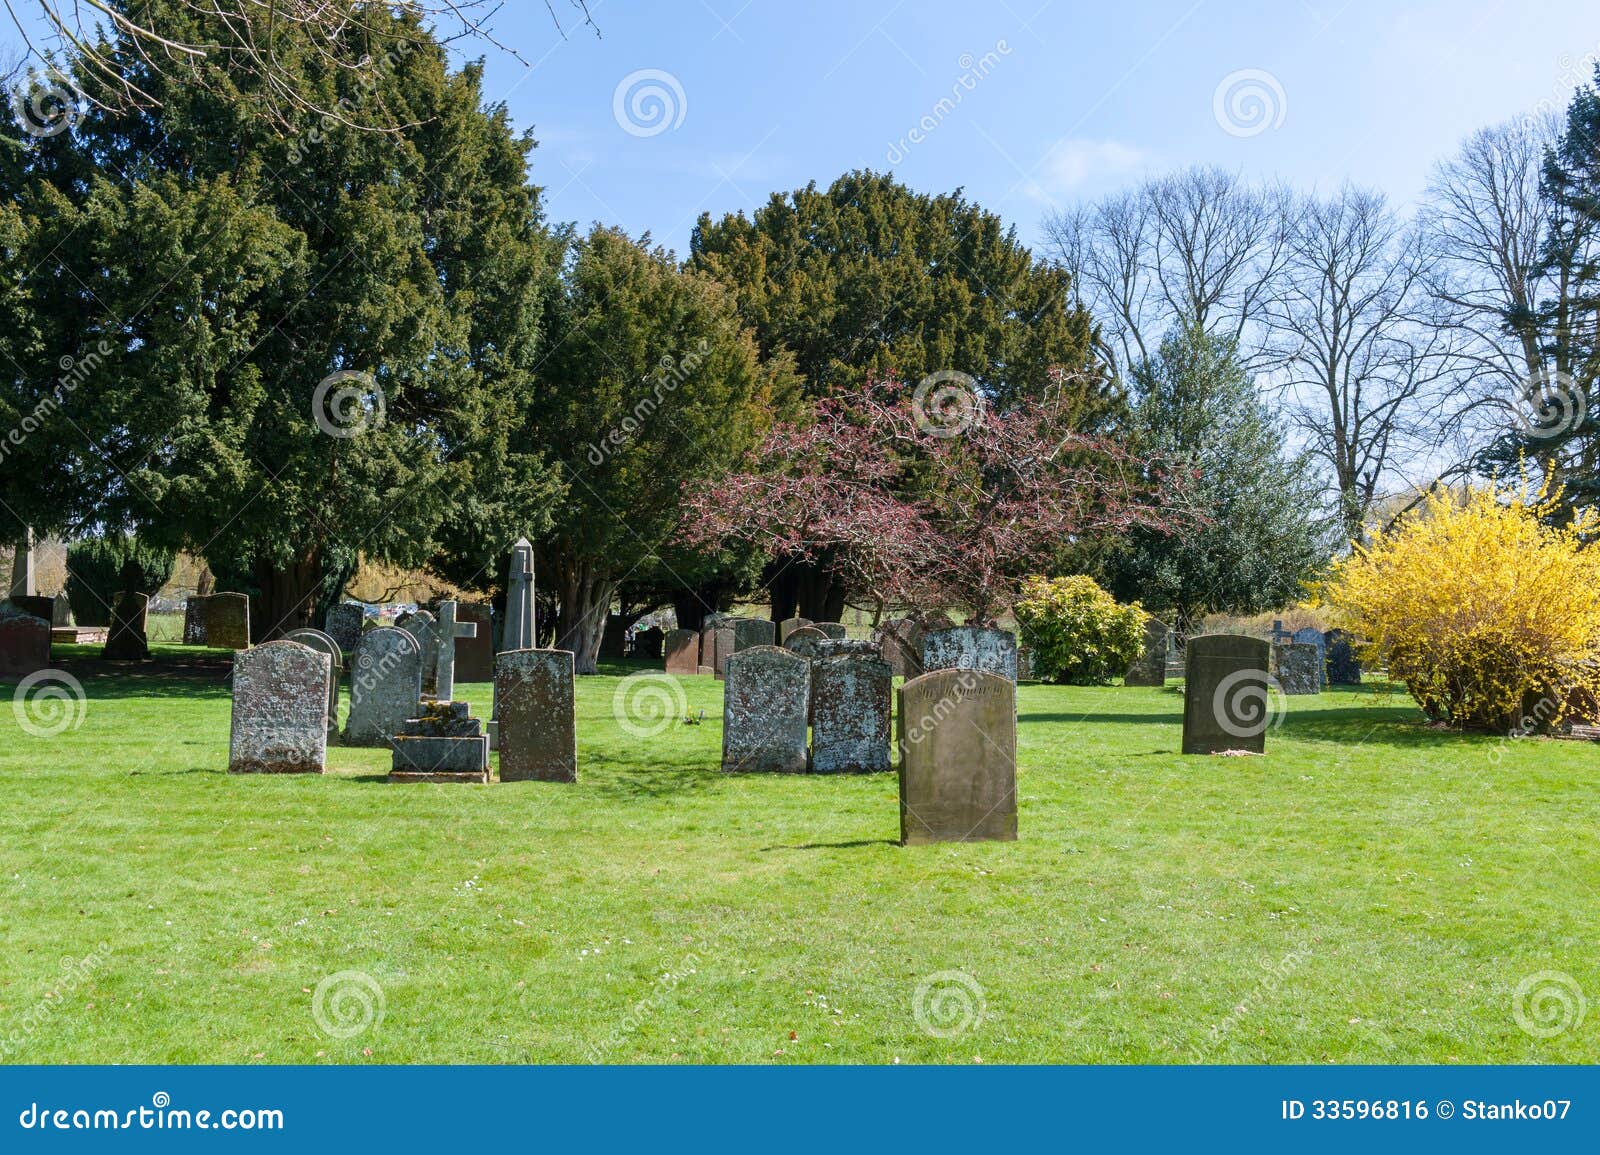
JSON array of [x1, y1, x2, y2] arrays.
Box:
[[325, 603, 365, 653], [1124, 618, 1169, 687], [782, 625, 830, 661], [721, 645, 810, 774], [731, 618, 776, 652], [1182, 634, 1272, 755], [897, 669, 1017, 845], [633, 626, 665, 661], [102, 592, 150, 661], [1291, 627, 1326, 689], [501, 537, 536, 652], [815, 622, 848, 641], [389, 700, 489, 783], [778, 616, 812, 644], [812, 651, 893, 774], [344, 627, 423, 747], [1324, 629, 1362, 685], [1273, 641, 1322, 696], [922, 626, 1018, 682], [282, 627, 343, 744], [50, 592, 73, 628], [664, 628, 699, 675], [228, 641, 329, 774], [876, 618, 923, 679], [400, 609, 439, 696], [454, 603, 495, 683], [9, 594, 51, 622], [0, 602, 51, 679], [496, 648, 576, 783]]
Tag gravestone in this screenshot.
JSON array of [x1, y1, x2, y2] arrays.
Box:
[[183, 597, 206, 645], [496, 648, 577, 783], [50, 592, 72, 628], [876, 618, 923, 679], [1291, 627, 1326, 689], [782, 625, 830, 661], [664, 628, 699, 675], [1182, 634, 1272, 755], [778, 616, 812, 644], [721, 645, 810, 774], [453, 603, 495, 683], [282, 628, 343, 744], [8, 528, 34, 598], [922, 626, 1019, 682], [324, 603, 365, 653], [730, 618, 776, 652], [0, 602, 51, 679], [713, 625, 736, 680], [101, 592, 150, 661], [206, 593, 251, 649], [897, 669, 1017, 844], [817, 638, 879, 658], [699, 623, 720, 677], [433, 600, 479, 702], [815, 622, 848, 641], [1324, 629, 1362, 685], [1273, 641, 1322, 696], [344, 627, 423, 747], [400, 609, 439, 696], [501, 537, 536, 652], [1124, 618, 1169, 687], [228, 640, 329, 774], [811, 651, 893, 774], [389, 700, 489, 783], [1016, 644, 1035, 682], [600, 614, 627, 660], [633, 626, 665, 661]]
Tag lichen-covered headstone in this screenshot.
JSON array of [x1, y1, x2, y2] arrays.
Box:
[[731, 618, 776, 652], [1273, 641, 1321, 696], [183, 597, 207, 645], [664, 628, 699, 675], [922, 626, 1018, 682], [344, 627, 422, 747], [877, 618, 923, 679], [1291, 627, 1326, 689], [228, 641, 328, 774], [324, 603, 365, 653], [282, 627, 343, 744], [496, 648, 576, 783], [1124, 618, 1169, 687], [101, 592, 149, 661], [1182, 634, 1271, 755], [0, 602, 50, 679], [782, 625, 830, 661], [1324, 629, 1362, 685], [897, 669, 1017, 844], [400, 609, 439, 696], [812, 651, 893, 773], [721, 645, 810, 774]]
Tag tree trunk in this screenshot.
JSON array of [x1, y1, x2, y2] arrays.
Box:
[[792, 556, 848, 623], [672, 584, 727, 633], [555, 558, 615, 675], [252, 552, 323, 641], [766, 563, 798, 626]]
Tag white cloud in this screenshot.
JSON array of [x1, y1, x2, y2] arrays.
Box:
[[1021, 138, 1150, 204]]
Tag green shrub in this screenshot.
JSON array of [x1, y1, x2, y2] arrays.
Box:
[[65, 536, 175, 626], [1014, 575, 1147, 684]]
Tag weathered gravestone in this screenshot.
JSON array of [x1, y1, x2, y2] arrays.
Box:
[[228, 641, 329, 774], [390, 700, 489, 783], [922, 626, 1019, 683], [600, 614, 627, 660], [778, 616, 812, 644], [817, 638, 879, 658], [699, 622, 721, 677], [713, 625, 736, 680], [1291, 627, 1326, 689], [664, 628, 699, 675], [721, 645, 810, 774], [50, 592, 72, 628], [730, 618, 776, 652], [897, 669, 1018, 845], [282, 628, 343, 743], [812, 651, 893, 773], [454, 603, 495, 683], [1324, 629, 1362, 685], [183, 597, 206, 645], [206, 593, 251, 649], [496, 648, 577, 783], [1273, 641, 1322, 696], [433, 600, 479, 702], [633, 626, 665, 661], [782, 625, 830, 661], [1124, 618, 1169, 687], [501, 538, 536, 653], [1182, 634, 1272, 755], [399, 609, 439, 696], [324, 603, 365, 654], [0, 602, 51, 679], [876, 618, 923, 680], [101, 592, 150, 661], [344, 627, 423, 747], [815, 622, 848, 641]]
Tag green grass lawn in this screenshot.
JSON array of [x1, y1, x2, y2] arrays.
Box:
[[1, 647, 1595, 1064]]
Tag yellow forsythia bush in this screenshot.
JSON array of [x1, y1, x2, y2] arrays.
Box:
[[1325, 476, 1600, 731]]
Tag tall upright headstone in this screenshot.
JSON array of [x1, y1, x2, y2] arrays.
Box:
[[496, 649, 577, 783], [1273, 641, 1321, 696], [400, 609, 439, 696], [101, 591, 149, 661], [664, 628, 699, 675], [50, 592, 72, 628], [0, 602, 50, 679], [922, 626, 1019, 683], [282, 627, 343, 744], [206, 593, 251, 650], [344, 627, 423, 747], [1324, 629, 1362, 685], [1124, 618, 1169, 687], [1182, 634, 1272, 755], [897, 669, 1017, 844], [453, 603, 495, 683], [713, 624, 736, 680], [324, 603, 365, 653], [183, 597, 207, 645], [501, 537, 535, 653], [1291, 627, 1327, 689], [721, 646, 810, 774], [228, 641, 329, 774], [811, 651, 893, 773], [433, 600, 479, 702]]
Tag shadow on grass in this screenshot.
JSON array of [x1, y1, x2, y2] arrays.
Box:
[[760, 839, 898, 851]]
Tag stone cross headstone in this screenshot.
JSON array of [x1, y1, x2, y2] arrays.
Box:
[[876, 618, 924, 680], [282, 627, 343, 744], [922, 626, 1019, 683], [228, 640, 329, 774], [778, 616, 812, 644], [344, 627, 423, 747], [433, 600, 479, 702], [1273, 641, 1321, 696], [721, 645, 810, 774], [1324, 629, 1362, 685], [815, 622, 848, 641], [453, 603, 495, 683], [664, 628, 699, 675], [400, 609, 440, 696], [1182, 634, 1272, 755], [731, 618, 776, 652], [811, 651, 893, 773], [897, 669, 1018, 844], [1124, 618, 1169, 687], [324, 603, 365, 653], [102, 591, 149, 661], [1291, 627, 1326, 689], [0, 602, 51, 679], [50, 591, 72, 628], [501, 537, 535, 652], [206, 593, 251, 650], [496, 648, 577, 783]]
